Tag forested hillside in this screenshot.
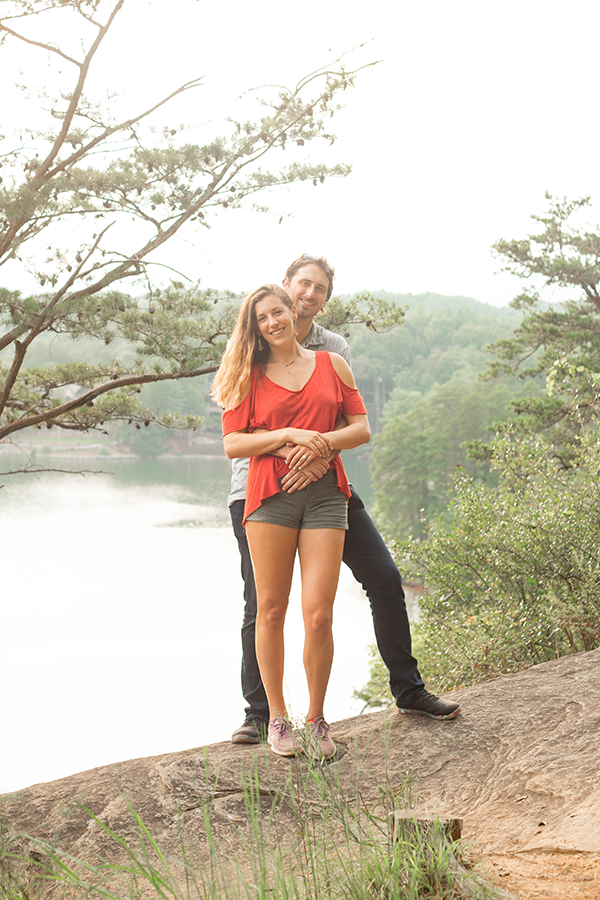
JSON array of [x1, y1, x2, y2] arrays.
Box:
[[347, 292, 530, 539], [350, 291, 520, 414], [348, 291, 521, 426]]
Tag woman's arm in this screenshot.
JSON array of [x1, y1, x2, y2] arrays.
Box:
[[223, 427, 332, 460], [327, 413, 371, 450]]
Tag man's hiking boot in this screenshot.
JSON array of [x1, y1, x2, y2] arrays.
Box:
[[231, 716, 268, 744], [397, 690, 460, 720]]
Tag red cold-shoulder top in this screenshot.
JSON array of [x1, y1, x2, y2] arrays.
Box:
[[222, 352, 367, 524]]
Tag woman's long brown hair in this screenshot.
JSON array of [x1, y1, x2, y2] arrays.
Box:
[[211, 284, 293, 409]]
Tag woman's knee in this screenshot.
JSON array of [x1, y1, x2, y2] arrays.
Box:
[[304, 608, 333, 640], [257, 601, 288, 630]]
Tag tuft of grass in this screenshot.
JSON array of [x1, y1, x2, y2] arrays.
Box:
[[1, 738, 504, 900]]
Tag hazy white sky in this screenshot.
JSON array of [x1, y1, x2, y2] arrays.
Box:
[[2, 0, 600, 305]]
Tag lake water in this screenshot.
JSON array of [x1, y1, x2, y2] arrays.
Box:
[[0, 448, 383, 793]]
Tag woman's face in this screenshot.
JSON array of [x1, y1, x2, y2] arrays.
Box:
[[254, 294, 297, 348]]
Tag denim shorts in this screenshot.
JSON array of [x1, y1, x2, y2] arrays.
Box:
[[245, 471, 348, 530]]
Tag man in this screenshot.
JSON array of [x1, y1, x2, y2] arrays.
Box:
[[229, 255, 460, 742]]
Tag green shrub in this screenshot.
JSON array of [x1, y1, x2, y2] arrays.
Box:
[[394, 428, 600, 690]]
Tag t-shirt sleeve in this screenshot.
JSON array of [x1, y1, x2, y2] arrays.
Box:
[[222, 390, 252, 436], [331, 335, 351, 365], [321, 331, 351, 365], [340, 379, 367, 416]]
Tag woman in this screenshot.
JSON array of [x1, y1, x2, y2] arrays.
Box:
[[212, 284, 370, 758]]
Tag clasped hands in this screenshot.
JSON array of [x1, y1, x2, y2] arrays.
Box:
[[280, 430, 333, 494]]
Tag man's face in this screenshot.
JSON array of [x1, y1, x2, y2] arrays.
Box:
[[283, 263, 330, 321]]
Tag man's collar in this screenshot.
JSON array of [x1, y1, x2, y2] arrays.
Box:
[[301, 321, 325, 347]]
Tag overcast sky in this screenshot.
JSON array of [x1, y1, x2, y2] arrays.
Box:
[[3, 0, 600, 306]]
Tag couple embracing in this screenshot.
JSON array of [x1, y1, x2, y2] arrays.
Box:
[[212, 255, 459, 760]]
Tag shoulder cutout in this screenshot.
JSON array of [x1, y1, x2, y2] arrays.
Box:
[[328, 352, 357, 388]]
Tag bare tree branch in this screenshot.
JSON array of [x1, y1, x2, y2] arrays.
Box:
[[0, 21, 80, 65]]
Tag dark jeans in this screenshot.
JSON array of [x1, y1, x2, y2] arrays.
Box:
[[229, 485, 424, 722]]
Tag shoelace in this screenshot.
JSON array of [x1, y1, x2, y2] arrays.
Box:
[[419, 691, 444, 705], [309, 717, 329, 738], [270, 717, 290, 738]]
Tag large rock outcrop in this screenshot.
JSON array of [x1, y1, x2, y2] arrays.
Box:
[[2, 649, 599, 877]]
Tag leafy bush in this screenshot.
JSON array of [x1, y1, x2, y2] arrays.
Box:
[[394, 428, 600, 690]]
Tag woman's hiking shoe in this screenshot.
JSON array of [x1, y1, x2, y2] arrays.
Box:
[[231, 716, 268, 744], [267, 716, 297, 756], [397, 690, 460, 720], [306, 715, 336, 759]]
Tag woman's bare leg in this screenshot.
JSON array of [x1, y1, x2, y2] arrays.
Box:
[[246, 521, 299, 719], [297, 528, 346, 720]]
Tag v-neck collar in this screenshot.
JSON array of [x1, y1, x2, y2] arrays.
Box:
[[262, 354, 318, 393]]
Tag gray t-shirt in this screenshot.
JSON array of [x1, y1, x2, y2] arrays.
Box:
[[227, 323, 352, 505]]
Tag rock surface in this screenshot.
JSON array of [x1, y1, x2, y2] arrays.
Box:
[[2, 649, 600, 894]]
